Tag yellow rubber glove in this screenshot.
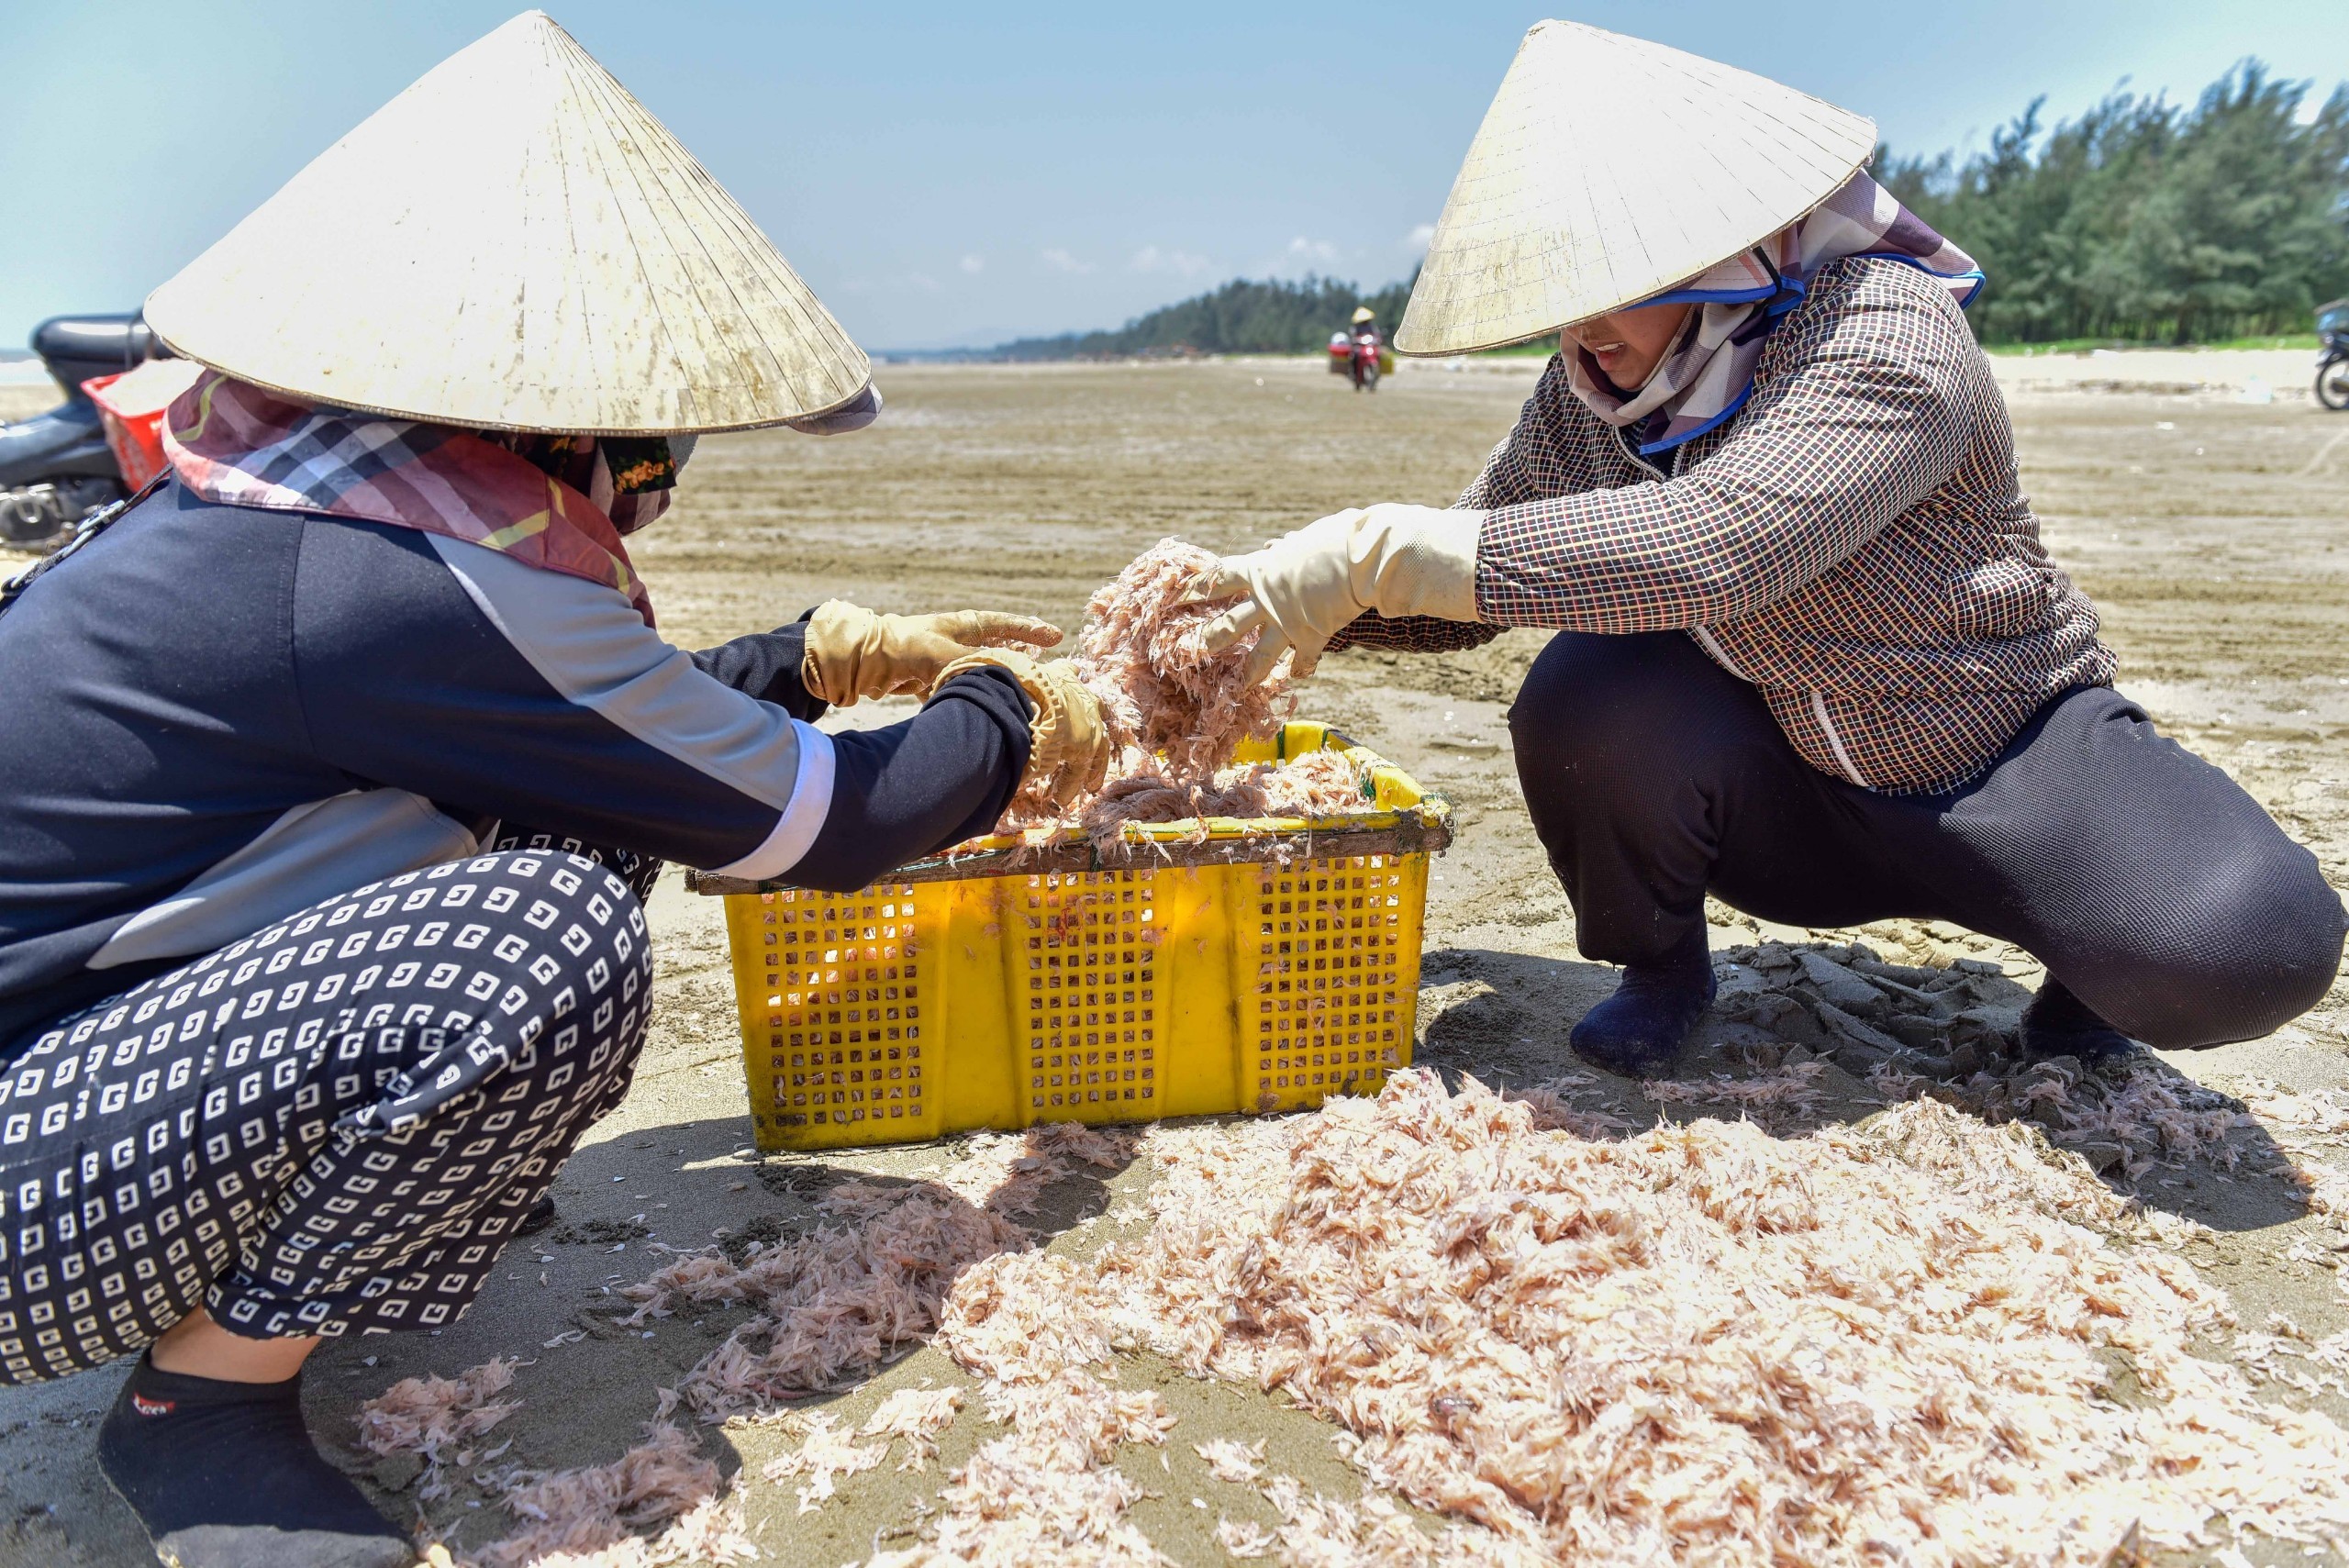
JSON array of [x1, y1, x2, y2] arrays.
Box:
[[933, 650, 1111, 811], [1190, 504, 1484, 684], [802, 602, 1063, 707]]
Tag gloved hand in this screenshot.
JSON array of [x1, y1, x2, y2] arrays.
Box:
[[802, 602, 1063, 707], [1190, 504, 1484, 684], [933, 651, 1111, 811]]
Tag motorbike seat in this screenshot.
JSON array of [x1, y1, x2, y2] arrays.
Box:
[[28, 313, 168, 405], [30, 314, 159, 367]]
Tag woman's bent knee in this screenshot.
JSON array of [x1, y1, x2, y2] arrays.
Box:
[[2088, 848, 2346, 1050], [466, 851, 651, 1079], [1512, 632, 1737, 772], [336, 851, 652, 1130]]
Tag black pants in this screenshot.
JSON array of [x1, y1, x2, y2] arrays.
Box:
[[1508, 632, 2346, 1050], [0, 850, 651, 1383]]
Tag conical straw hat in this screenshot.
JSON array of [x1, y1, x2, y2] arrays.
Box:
[[145, 11, 870, 434], [1396, 22, 1876, 357]]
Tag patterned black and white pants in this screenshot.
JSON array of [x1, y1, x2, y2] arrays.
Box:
[[0, 849, 651, 1385]]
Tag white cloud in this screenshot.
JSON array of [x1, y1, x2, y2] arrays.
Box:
[[1254, 235, 1347, 280], [959, 253, 985, 274], [1407, 222, 1436, 250], [1040, 247, 1095, 274], [1129, 245, 1213, 278], [907, 272, 941, 293]]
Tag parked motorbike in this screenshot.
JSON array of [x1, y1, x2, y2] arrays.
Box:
[[2318, 299, 2348, 413], [0, 313, 170, 546]]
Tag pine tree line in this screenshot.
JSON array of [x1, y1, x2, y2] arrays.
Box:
[[1880, 63, 2348, 344], [993, 274, 1415, 359], [990, 60, 2346, 358]]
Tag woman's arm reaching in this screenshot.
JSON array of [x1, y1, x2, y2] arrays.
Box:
[[292, 521, 1039, 885]]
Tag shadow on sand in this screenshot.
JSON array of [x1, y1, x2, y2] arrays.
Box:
[[292, 1118, 1144, 1566], [1411, 941, 2313, 1235]]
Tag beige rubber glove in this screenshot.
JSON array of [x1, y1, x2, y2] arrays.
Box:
[[934, 651, 1112, 811], [1192, 504, 1484, 684], [802, 602, 1063, 707]]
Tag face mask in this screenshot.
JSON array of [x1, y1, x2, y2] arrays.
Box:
[[591, 437, 680, 535], [492, 430, 701, 535]]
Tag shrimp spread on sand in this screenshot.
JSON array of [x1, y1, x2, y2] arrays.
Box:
[[932, 1071, 2349, 1566]]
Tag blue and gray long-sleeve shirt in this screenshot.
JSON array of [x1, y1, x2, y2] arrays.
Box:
[[0, 483, 1031, 1055]]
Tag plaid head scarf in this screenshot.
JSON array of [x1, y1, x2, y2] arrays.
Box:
[[161, 371, 662, 625], [1566, 171, 1983, 456]]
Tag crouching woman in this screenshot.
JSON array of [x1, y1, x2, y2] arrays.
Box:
[[1188, 23, 2345, 1077], [0, 18, 1099, 1566]]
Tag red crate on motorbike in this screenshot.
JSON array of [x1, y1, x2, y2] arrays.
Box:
[[82, 360, 204, 487]]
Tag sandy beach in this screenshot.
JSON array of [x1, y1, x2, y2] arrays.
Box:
[[4, 347, 2345, 1565]]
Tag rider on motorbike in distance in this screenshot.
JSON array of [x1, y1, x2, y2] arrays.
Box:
[[1348, 306, 1383, 391]]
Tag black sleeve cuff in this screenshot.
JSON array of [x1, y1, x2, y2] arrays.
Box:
[[785, 666, 1034, 892]]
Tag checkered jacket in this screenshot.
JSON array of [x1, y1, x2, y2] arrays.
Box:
[[1339, 257, 2114, 795]]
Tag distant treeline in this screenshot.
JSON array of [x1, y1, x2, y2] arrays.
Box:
[[1881, 63, 2347, 344], [992, 61, 2345, 360], [994, 274, 1416, 360]]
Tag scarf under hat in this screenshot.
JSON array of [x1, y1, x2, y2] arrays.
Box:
[[161, 371, 667, 625], [1566, 172, 1983, 456]]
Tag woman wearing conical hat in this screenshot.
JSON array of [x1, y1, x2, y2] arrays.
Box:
[[0, 15, 1102, 1564], [1191, 23, 2343, 1075]]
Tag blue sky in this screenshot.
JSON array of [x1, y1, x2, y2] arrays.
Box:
[[4, 1, 2344, 351]]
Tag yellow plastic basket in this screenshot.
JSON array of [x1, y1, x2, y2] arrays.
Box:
[[688, 722, 1451, 1151]]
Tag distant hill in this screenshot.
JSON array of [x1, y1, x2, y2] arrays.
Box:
[[992, 272, 1417, 360]]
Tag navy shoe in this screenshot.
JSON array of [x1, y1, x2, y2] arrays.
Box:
[[2021, 979, 2136, 1062], [1570, 933, 1717, 1077]]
